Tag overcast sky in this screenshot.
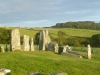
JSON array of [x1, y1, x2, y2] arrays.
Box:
[[0, 0, 100, 27]]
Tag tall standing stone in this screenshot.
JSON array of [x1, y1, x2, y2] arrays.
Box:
[[23, 35, 30, 51], [45, 30, 51, 50], [30, 37, 34, 51], [39, 30, 51, 50], [39, 30, 44, 50], [87, 44, 91, 59], [11, 29, 20, 51]]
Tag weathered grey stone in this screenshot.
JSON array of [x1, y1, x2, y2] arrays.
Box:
[[62, 52, 83, 58], [54, 43, 59, 53], [0, 46, 5, 53], [23, 35, 30, 51], [45, 30, 51, 50], [30, 37, 34, 51], [0, 68, 11, 75], [48, 42, 58, 53], [27, 72, 42, 75], [47, 42, 55, 50], [39, 30, 45, 50], [27, 72, 68, 75], [87, 44, 91, 59], [11, 29, 20, 51], [39, 30, 51, 50], [63, 46, 66, 53], [66, 45, 69, 53]]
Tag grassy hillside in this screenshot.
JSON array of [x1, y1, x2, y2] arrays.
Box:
[[6, 27, 100, 38], [48, 28, 100, 38], [0, 27, 100, 75], [0, 51, 100, 75]]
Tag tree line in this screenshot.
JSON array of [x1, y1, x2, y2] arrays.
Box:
[[52, 21, 100, 30], [0, 28, 11, 44]]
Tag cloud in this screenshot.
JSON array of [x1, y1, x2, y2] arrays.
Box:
[[24, 20, 49, 24], [0, 0, 100, 27], [65, 10, 91, 15]]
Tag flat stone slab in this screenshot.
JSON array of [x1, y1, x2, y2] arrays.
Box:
[[62, 52, 83, 58], [27, 72, 68, 75]]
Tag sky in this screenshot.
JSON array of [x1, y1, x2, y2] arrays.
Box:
[[0, 0, 100, 27]]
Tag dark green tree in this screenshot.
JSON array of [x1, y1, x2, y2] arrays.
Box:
[[57, 31, 67, 46], [91, 34, 100, 47], [34, 32, 40, 45], [0, 28, 11, 44]]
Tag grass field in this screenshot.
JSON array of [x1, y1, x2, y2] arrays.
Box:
[[0, 51, 100, 75], [7, 28, 100, 38], [1, 27, 100, 75]]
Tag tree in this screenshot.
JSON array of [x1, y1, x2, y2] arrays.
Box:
[[0, 28, 11, 44], [91, 34, 100, 47], [34, 32, 40, 45], [57, 31, 67, 46]]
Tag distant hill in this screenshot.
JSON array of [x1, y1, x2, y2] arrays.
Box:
[[52, 21, 100, 30]]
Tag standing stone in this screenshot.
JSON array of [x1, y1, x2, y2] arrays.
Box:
[[23, 35, 30, 51], [63, 46, 66, 52], [47, 42, 54, 50], [54, 42, 59, 53], [45, 30, 51, 50], [39, 30, 51, 50], [11, 29, 20, 51], [0, 46, 5, 53], [39, 30, 45, 50], [87, 44, 91, 59], [66, 45, 69, 53], [48, 42, 55, 50], [47, 42, 58, 53], [30, 37, 34, 51]]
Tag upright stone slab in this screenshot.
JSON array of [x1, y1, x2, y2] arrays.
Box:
[[39, 30, 51, 50], [54, 42, 59, 53], [45, 30, 51, 50], [66, 45, 69, 53], [11, 29, 20, 51], [87, 44, 91, 59], [23, 35, 30, 51], [0, 46, 5, 53], [48, 42, 55, 50], [48, 42, 58, 53], [39, 30, 45, 50], [63, 46, 66, 52], [30, 37, 34, 51]]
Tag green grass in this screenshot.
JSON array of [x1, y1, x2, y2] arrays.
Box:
[[19, 28, 40, 37], [0, 51, 100, 75], [6, 27, 100, 38], [48, 28, 100, 38]]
